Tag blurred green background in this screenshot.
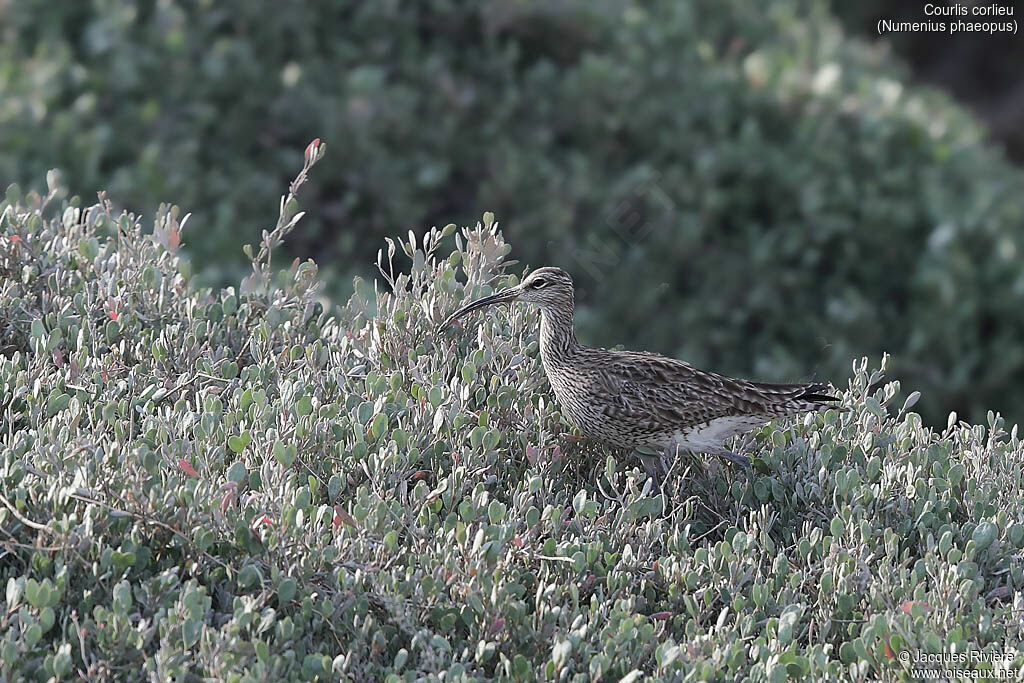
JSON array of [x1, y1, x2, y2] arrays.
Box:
[[3, 0, 1023, 427]]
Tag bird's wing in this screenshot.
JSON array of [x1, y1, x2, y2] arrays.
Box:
[[594, 351, 743, 429], [595, 350, 830, 430]]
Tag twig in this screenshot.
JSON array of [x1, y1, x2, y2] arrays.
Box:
[[0, 490, 53, 534], [689, 519, 728, 545], [530, 552, 576, 564], [196, 372, 230, 383], [156, 374, 198, 403]]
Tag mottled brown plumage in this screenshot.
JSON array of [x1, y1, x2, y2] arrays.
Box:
[[440, 267, 838, 479]]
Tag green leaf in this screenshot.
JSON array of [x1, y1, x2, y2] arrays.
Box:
[[25, 578, 40, 608], [228, 460, 247, 483], [274, 440, 296, 467], [24, 622, 41, 648], [487, 501, 506, 524], [777, 604, 802, 645], [371, 412, 389, 440], [78, 236, 99, 260], [573, 490, 587, 514], [39, 606, 55, 633], [112, 580, 132, 616], [111, 551, 136, 570], [238, 565, 261, 588], [552, 638, 572, 669], [228, 431, 251, 454], [972, 521, 997, 551], [278, 577, 297, 603], [52, 643, 72, 678], [183, 618, 202, 648], [222, 360, 239, 379], [830, 517, 845, 538], [105, 319, 121, 342], [5, 578, 23, 611]]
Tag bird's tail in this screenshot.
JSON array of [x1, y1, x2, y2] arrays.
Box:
[[751, 381, 841, 413]]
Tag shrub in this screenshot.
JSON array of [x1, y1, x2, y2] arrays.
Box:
[[3, 0, 1024, 425], [1, 168, 1022, 679]]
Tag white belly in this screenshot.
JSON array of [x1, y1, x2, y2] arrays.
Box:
[[659, 416, 768, 453]]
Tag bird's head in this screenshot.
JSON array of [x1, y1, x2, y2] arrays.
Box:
[[439, 266, 574, 329]]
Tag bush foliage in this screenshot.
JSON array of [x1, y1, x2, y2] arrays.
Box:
[[2, 165, 1022, 680], [3, 0, 1024, 425]]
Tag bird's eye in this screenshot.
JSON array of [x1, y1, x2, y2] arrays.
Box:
[[531, 278, 547, 289]]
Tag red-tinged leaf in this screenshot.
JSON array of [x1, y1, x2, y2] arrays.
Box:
[[220, 490, 235, 513], [411, 470, 427, 481], [525, 445, 538, 465], [333, 505, 357, 528], [52, 349, 64, 367], [512, 536, 523, 548], [900, 601, 932, 614], [651, 612, 672, 621], [178, 459, 199, 477], [304, 138, 320, 161], [884, 640, 894, 660], [10, 235, 19, 242], [108, 311, 118, 321], [487, 617, 505, 635], [167, 229, 180, 252]]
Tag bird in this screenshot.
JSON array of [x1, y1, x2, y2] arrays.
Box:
[[438, 266, 839, 482]]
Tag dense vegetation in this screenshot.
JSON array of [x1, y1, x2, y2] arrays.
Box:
[[2, 159, 1022, 680], [4, 0, 1024, 426]]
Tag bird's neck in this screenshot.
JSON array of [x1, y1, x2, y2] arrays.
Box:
[[539, 304, 579, 364]]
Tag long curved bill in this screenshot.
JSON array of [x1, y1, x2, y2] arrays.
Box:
[[438, 287, 520, 330]]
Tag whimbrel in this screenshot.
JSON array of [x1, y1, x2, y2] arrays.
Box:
[[440, 267, 838, 480]]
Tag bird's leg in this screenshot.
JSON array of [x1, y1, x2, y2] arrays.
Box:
[[634, 446, 669, 494], [639, 453, 668, 488], [735, 433, 758, 454]]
